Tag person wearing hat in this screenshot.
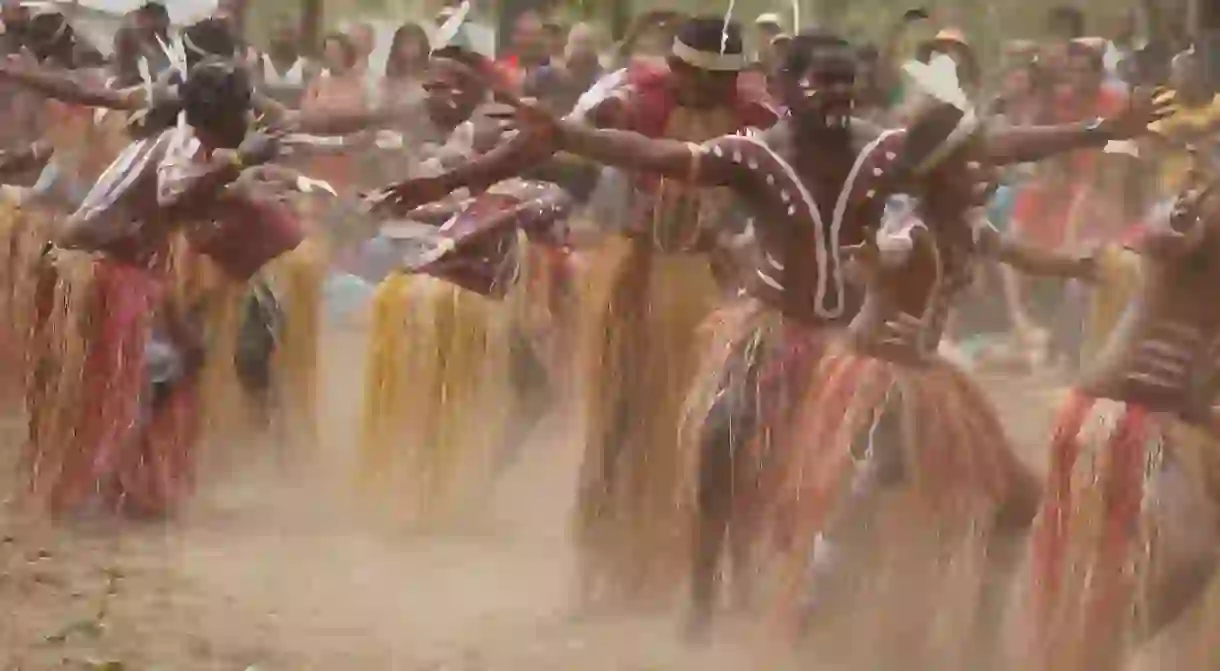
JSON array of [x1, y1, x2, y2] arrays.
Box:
[[372, 14, 779, 612], [375, 22, 1169, 632]]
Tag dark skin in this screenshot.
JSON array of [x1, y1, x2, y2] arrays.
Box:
[[372, 52, 1170, 637], [799, 138, 1095, 664], [1027, 161, 1220, 671], [56, 94, 279, 253], [0, 55, 398, 135]]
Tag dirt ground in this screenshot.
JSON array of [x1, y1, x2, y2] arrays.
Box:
[[0, 332, 1208, 670]]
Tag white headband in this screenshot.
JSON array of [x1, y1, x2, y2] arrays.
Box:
[[913, 107, 980, 174], [671, 38, 745, 71]]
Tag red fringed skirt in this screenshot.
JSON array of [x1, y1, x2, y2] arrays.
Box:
[[768, 344, 1024, 611], [683, 300, 833, 544], [44, 259, 201, 519], [1029, 391, 1175, 670]]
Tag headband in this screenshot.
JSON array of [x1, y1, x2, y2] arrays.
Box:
[[671, 38, 744, 71]]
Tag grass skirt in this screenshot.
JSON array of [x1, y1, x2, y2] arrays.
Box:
[[24, 257, 201, 518], [358, 272, 513, 526], [1028, 393, 1202, 670], [263, 237, 327, 452], [682, 300, 832, 555], [769, 343, 1023, 655], [0, 201, 46, 404], [574, 236, 720, 605]]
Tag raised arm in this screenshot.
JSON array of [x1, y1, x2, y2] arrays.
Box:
[[0, 61, 146, 109], [984, 87, 1174, 166], [253, 88, 401, 134], [972, 218, 1094, 278], [555, 118, 739, 185], [993, 236, 1096, 278]]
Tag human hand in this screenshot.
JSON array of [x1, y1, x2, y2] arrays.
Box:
[[236, 130, 282, 166], [364, 175, 454, 216], [1103, 87, 1176, 139]]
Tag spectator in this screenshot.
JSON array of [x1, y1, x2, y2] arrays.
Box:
[[525, 21, 603, 114], [347, 21, 381, 100], [255, 16, 315, 92], [303, 32, 368, 191], [543, 20, 566, 65], [497, 10, 549, 92], [385, 22, 429, 85]]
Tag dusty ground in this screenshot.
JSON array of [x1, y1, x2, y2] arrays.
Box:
[[0, 330, 762, 671], [0, 333, 1207, 670]]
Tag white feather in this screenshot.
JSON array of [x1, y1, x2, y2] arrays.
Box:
[[1103, 140, 1140, 157], [566, 68, 627, 121], [296, 175, 337, 196], [721, 0, 736, 55], [432, 0, 471, 52], [902, 53, 968, 111]]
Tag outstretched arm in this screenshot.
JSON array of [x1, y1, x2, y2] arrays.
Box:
[[555, 119, 739, 186], [974, 220, 1094, 278], [984, 120, 1119, 165], [253, 89, 403, 134], [985, 87, 1174, 165], [994, 237, 1096, 278], [0, 61, 146, 109]]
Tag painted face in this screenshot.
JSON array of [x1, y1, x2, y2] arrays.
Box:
[[422, 58, 483, 124], [784, 47, 856, 130]]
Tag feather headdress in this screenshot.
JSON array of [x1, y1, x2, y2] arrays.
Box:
[[900, 53, 980, 174]]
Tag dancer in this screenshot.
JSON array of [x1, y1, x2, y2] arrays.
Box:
[[1030, 151, 1220, 670], [385, 29, 1170, 631], [25, 59, 300, 518], [357, 43, 579, 526], [768, 93, 1097, 667], [374, 14, 778, 610]]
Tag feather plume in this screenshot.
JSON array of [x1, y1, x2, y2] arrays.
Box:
[[566, 68, 627, 121], [296, 175, 338, 196], [432, 0, 472, 53], [902, 53, 968, 111]]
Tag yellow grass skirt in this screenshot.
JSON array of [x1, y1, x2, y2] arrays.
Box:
[[358, 271, 514, 526], [262, 237, 328, 451], [573, 235, 720, 605]]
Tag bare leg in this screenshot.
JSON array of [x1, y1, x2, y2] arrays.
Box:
[[966, 457, 1041, 669], [805, 396, 906, 619], [1137, 453, 1220, 643], [687, 361, 760, 642]]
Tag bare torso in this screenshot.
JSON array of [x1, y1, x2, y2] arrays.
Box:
[[1080, 212, 1220, 419]]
